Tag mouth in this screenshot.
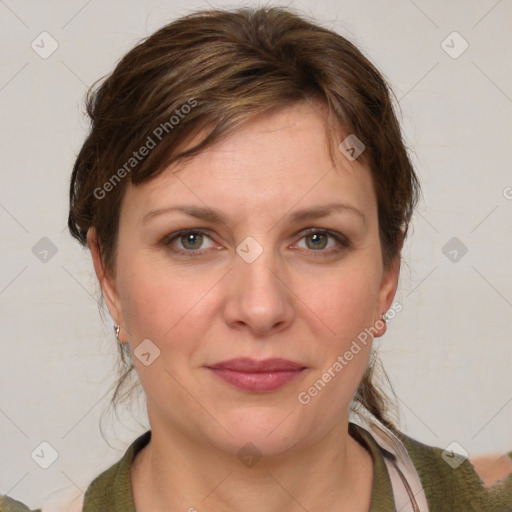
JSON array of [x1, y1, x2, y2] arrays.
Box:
[[206, 358, 307, 392]]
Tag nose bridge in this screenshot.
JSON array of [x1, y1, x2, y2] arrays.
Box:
[[235, 234, 282, 293], [227, 233, 293, 331]]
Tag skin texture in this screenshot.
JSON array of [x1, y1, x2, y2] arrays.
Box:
[[88, 101, 401, 511], [469, 454, 512, 487]]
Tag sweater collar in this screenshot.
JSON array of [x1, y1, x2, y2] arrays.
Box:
[[83, 423, 396, 511]]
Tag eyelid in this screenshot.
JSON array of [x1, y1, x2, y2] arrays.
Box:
[[162, 228, 350, 256], [299, 228, 350, 246], [162, 229, 217, 251]]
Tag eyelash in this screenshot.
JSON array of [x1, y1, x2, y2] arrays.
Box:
[[162, 228, 351, 257]]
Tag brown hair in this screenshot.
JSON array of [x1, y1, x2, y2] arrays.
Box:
[[68, 6, 420, 432]]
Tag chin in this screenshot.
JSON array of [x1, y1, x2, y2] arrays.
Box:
[[209, 406, 310, 458]]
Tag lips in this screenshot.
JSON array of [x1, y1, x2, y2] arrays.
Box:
[[206, 358, 306, 392], [208, 357, 305, 372]]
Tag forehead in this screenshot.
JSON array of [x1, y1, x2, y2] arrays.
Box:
[[121, 102, 376, 225]]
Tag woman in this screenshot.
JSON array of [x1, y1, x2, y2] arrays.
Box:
[[2, 6, 511, 512]]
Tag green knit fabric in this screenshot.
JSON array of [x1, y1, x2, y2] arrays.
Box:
[[2, 424, 511, 511], [394, 429, 512, 511], [0, 496, 41, 512]]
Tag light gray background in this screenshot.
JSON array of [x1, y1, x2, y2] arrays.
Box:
[[1, 0, 511, 508]]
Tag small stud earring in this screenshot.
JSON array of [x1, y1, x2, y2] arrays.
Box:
[[114, 324, 120, 340]]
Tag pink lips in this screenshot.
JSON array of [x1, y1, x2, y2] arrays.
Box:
[[207, 358, 306, 392]]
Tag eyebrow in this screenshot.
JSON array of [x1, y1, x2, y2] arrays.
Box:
[[142, 202, 367, 227]]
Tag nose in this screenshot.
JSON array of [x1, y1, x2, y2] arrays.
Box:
[[222, 241, 295, 337]]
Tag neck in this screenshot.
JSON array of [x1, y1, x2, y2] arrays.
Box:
[[131, 418, 374, 512]]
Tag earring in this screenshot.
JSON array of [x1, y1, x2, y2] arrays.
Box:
[[380, 313, 389, 323], [114, 324, 120, 340]]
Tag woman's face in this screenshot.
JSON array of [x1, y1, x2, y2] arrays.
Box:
[[91, 101, 399, 456]]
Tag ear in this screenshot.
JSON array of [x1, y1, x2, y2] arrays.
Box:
[[373, 246, 402, 338], [87, 227, 126, 342]]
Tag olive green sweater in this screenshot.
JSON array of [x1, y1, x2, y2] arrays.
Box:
[[2, 423, 511, 511]]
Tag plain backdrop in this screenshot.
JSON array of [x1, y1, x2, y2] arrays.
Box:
[[1, 0, 511, 508]]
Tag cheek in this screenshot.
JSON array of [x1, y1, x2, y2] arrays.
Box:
[[307, 264, 381, 335], [120, 273, 182, 339], [117, 255, 216, 344], [296, 261, 380, 401], [118, 247, 381, 344], [299, 276, 376, 415]]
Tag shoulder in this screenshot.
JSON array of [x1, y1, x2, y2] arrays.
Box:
[[0, 495, 41, 512], [394, 431, 512, 511], [1, 431, 150, 512], [83, 430, 151, 510], [82, 456, 127, 509], [1, 487, 83, 512]]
